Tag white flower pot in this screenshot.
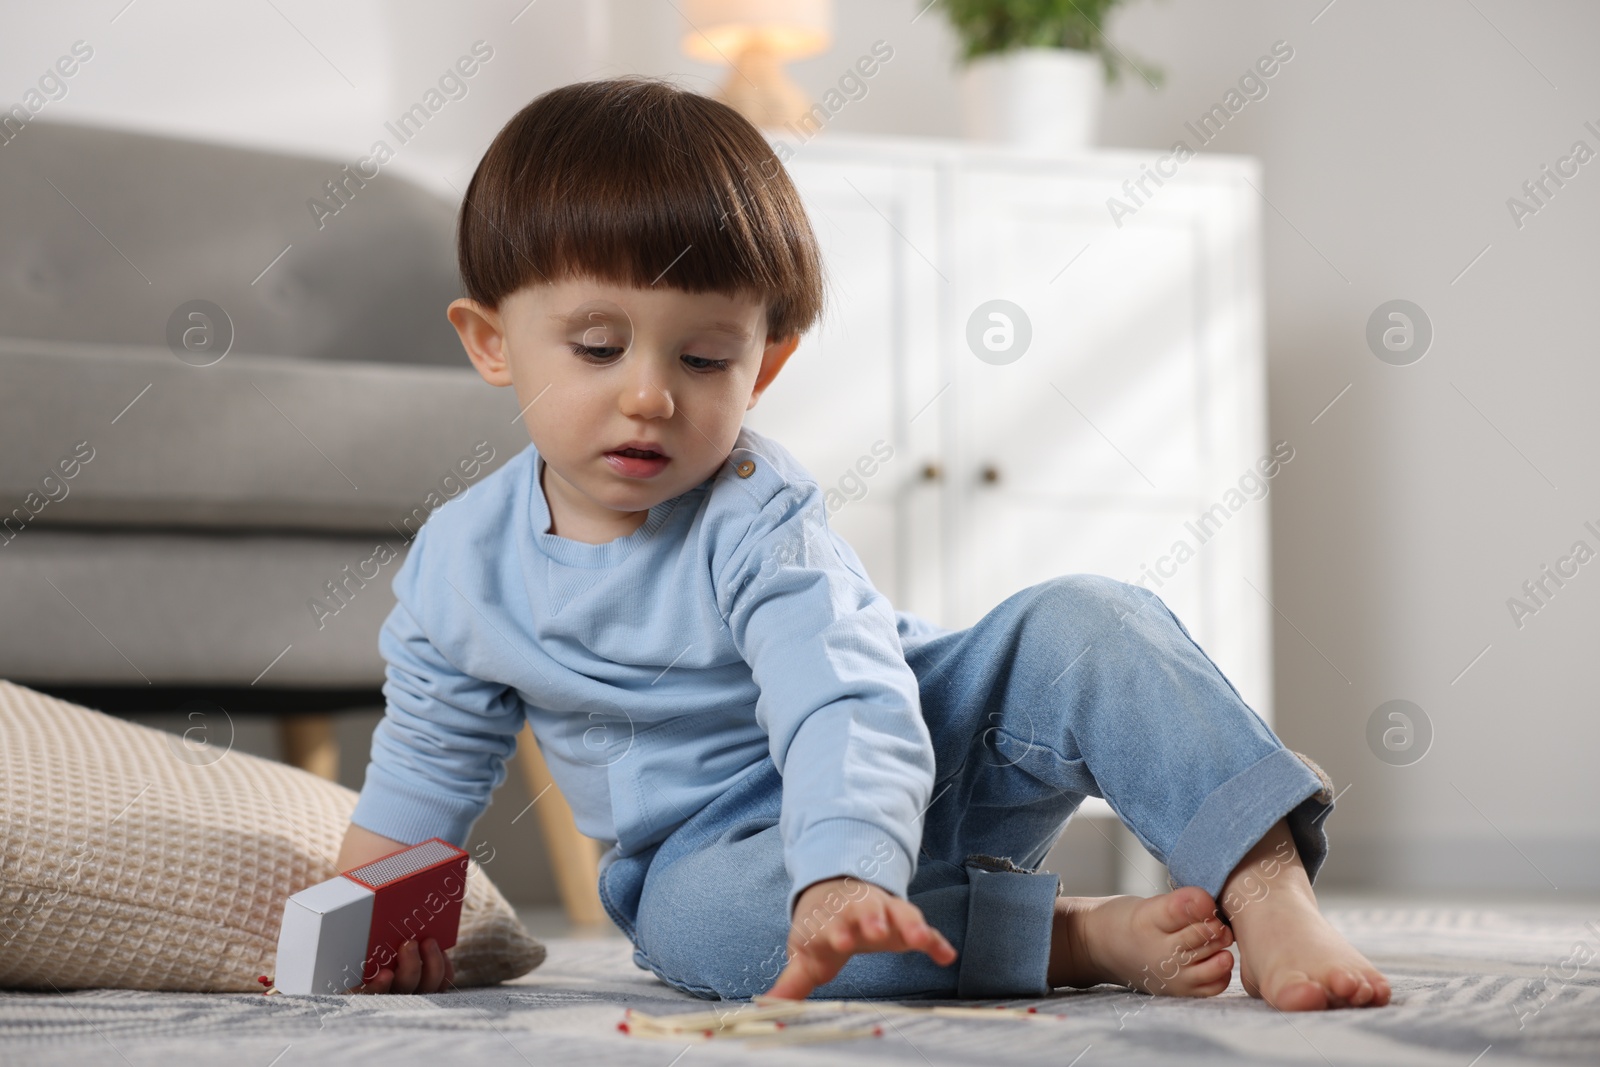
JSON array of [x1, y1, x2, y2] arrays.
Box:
[[958, 46, 1103, 153]]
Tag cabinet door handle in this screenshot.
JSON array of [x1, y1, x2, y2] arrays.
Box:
[[979, 464, 1000, 485], [920, 462, 943, 482]]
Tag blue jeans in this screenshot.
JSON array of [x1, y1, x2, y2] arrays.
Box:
[[596, 574, 1336, 1001]]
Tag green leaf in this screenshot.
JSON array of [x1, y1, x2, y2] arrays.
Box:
[[940, 0, 1167, 88]]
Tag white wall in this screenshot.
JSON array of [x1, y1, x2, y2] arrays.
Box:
[[8, 0, 1595, 894], [0, 0, 607, 196], [1080, 0, 1600, 895]]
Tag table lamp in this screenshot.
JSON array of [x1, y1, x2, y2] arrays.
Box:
[[682, 0, 832, 131]]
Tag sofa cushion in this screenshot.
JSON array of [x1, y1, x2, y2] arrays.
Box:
[[0, 338, 532, 535], [0, 528, 411, 686], [1, 119, 467, 367], [0, 679, 546, 992]]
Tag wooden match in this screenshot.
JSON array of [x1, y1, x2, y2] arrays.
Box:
[[617, 994, 1069, 1046]]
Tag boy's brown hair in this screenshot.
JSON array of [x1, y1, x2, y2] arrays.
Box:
[[457, 76, 826, 342]]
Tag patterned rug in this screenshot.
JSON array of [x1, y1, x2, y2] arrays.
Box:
[[3, 901, 1597, 1065]]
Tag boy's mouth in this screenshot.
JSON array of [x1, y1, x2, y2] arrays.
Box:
[[604, 443, 670, 478]]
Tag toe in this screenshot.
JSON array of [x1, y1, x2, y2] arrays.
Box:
[[1172, 948, 1233, 996], [1274, 972, 1330, 1012], [1206, 922, 1235, 952], [1157, 887, 1218, 934], [1195, 948, 1235, 983], [1193, 958, 1236, 998], [1175, 917, 1229, 960], [1326, 966, 1361, 1002]]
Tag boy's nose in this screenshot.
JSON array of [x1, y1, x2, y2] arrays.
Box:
[[617, 363, 674, 419]]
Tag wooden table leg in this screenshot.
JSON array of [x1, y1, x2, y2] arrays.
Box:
[[514, 722, 608, 927], [280, 713, 339, 781]]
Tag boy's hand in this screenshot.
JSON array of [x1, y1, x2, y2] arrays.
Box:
[[766, 877, 957, 1000], [343, 938, 454, 995]]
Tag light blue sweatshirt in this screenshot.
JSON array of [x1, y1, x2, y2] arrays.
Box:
[[350, 424, 951, 917]]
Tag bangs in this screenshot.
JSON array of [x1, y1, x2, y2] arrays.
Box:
[[458, 76, 826, 342]]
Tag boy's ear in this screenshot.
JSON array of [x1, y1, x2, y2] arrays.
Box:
[[748, 334, 800, 411], [447, 298, 513, 387]]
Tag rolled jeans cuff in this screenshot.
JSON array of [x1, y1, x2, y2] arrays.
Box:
[[956, 854, 1061, 998], [1164, 748, 1336, 903]]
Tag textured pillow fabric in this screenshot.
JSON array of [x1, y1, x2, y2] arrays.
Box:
[[0, 679, 546, 992]]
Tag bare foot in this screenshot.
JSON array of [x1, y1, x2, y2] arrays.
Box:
[[1224, 818, 1392, 1011], [1048, 885, 1235, 996]]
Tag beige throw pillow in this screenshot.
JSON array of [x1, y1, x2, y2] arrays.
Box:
[[0, 679, 546, 992]]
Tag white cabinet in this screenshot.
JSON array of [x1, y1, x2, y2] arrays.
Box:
[[749, 133, 1273, 754]]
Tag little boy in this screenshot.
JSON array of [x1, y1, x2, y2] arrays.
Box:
[[336, 76, 1390, 1011]]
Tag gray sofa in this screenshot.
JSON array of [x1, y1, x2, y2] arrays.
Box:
[[0, 119, 530, 756]]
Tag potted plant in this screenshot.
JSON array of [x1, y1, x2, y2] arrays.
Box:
[[941, 0, 1165, 152]]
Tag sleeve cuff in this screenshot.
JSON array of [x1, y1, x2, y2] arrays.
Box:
[[348, 762, 486, 848], [785, 816, 918, 920]]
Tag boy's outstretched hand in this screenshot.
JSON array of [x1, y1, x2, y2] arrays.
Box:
[[766, 876, 957, 1000]]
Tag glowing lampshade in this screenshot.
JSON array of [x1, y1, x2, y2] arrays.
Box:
[[682, 0, 833, 130]]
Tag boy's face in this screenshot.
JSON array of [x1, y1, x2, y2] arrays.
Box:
[[448, 277, 799, 543]]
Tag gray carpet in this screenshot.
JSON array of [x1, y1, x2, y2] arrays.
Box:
[[3, 898, 1597, 1066]]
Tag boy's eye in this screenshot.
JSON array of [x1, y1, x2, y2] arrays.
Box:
[[569, 344, 730, 373], [570, 343, 624, 361]]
